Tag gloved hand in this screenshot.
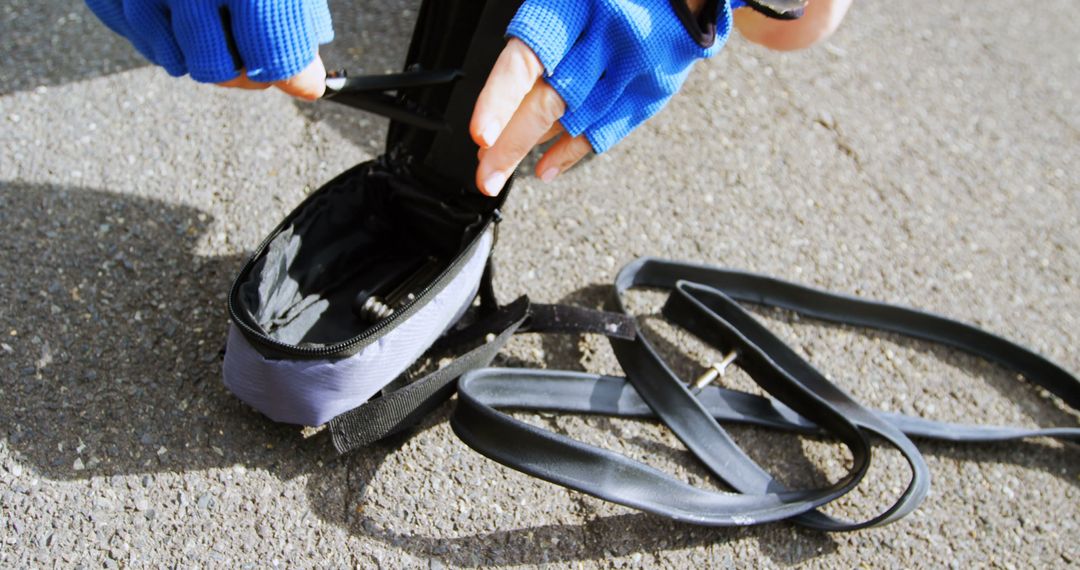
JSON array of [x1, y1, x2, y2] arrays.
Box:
[[85, 0, 333, 87], [507, 0, 734, 154], [470, 0, 736, 196]]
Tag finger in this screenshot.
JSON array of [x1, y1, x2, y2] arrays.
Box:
[[476, 79, 566, 196], [217, 73, 271, 90], [537, 122, 565, 146], [470, 38, 546, 149], [274, 53, 327, 100], [535, 133, 593, 182]]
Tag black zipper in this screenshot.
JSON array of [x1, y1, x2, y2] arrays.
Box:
[[226, 159, 496, 359]]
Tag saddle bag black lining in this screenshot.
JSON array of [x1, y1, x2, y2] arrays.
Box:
[[231, 161, 486, 355]]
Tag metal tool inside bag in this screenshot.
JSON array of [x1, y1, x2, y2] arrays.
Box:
[[223, 0, 1079, 530]]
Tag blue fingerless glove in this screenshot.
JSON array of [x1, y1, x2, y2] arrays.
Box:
[[85, 0, 333, 83], [508, 0, 734, 153]]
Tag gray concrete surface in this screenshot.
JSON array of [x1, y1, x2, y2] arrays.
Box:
[[1, 1, 1077, 567]]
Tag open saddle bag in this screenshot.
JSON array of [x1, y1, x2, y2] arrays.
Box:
[[223, 0, 1079, 530]]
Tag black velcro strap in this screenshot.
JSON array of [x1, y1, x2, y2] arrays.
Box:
[[327, 297, 637, 453], [328, 297, 531, 453], [524, 303, 636, 340]]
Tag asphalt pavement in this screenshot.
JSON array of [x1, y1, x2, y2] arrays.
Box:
[[1, 0, 1077, 567]]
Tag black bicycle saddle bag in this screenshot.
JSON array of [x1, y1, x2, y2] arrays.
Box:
[[223, 0, 520, 427]]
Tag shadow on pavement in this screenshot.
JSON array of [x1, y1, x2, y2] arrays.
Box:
[[1, 1, 148, 96], [0, 180, 336, 484], [308, 405, 840, 567]]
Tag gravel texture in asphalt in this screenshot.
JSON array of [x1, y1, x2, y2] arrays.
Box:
[[1, 0, 1077, 568]]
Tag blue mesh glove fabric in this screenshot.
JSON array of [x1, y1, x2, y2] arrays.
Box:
[[85, 0, 333, 83], [508, 0, 734, 153]]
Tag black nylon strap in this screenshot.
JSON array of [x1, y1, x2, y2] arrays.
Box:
[[329, 297, 530, 453], [328, 297, 638, 453], [451, 257, 1079, 529], [524, 303, 636, 340]]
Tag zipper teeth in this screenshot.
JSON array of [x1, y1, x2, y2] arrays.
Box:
[[226, 170, 490, 358]]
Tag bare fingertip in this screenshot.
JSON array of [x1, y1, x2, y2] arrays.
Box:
[[480, 122, 501, 148], [482, 171, 507, 196]]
